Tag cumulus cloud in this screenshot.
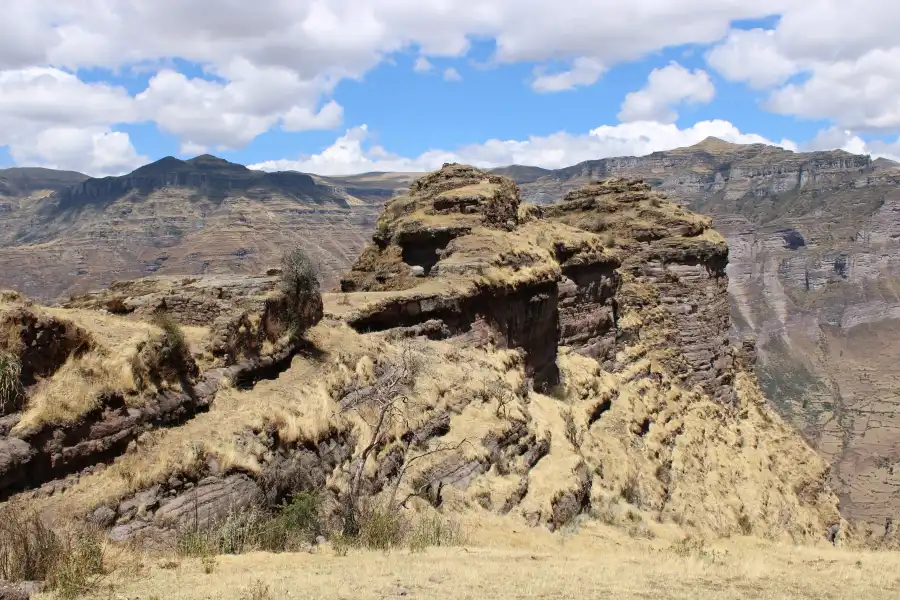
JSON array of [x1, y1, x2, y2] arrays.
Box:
[[805, 127, 900, 163], [618, 62, 715, 123], [249, 119, 795, 176], [7, 128, 147, 176], [134, 63, 342, 150], [3, 0, 900, 171], [705, 29, 798, 89], [705, 3, 900, 131], [0, 67, 143, 175], [413, 57, 434, 73], [443, 67, 462, 82], [532, 57, 605, 93]]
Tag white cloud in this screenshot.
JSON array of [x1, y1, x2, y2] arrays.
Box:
[[443, 67, 462, 82], [4, 0, 900, 172], [134, 63, 342, 150], [618, 62, 715, 123], [705, 28, 798, 89], [7, 128, 147, 176], [413, 57, 434, 73], [0, 67, 142, 175], [705, 3, 900, 131], [764, 49, 900, 132], [249, 119, 795, 176], [805, 127, 900, 163], [532, 57, 605, 93]]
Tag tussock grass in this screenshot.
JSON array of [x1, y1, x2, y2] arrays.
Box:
[[0, 349, 22, 414], [0, 506, 106, 599]]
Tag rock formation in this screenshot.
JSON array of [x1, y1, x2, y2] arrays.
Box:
[[0, 164, 844, 549], [506, 139, 900, 529]]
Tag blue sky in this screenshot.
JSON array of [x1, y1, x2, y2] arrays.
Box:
[[1, 2, 899, 176]]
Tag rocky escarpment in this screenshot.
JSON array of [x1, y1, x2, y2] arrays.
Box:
[[2, 164, 844, 550], [338, 167, 737, 403], [0, 274, 322, 501], [504, 138, 900, 530]]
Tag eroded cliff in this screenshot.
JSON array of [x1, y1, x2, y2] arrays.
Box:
[[0, 165, 844, 550]]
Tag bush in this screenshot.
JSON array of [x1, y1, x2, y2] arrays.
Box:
[[176, 493, 326, 557], [280, 246, 320, 304], [150, 311, 187, 360], [48, 530, 106, 600], [0, 349, 22, 415], [0, 508, 105, 599]]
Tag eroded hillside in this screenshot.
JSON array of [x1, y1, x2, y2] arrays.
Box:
[[0, 157, 379, 301], [0, 166, 845, 553]]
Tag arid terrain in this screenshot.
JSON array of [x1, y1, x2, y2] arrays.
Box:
[[4, 164, 892, 599], [4, 139, 897, 531]]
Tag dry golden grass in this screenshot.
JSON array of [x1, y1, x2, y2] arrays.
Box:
[[53, 517, 900, 600], [10, 305, 209, 434]]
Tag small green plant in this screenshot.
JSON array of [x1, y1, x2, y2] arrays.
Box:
[[48, 530, 106, 600], [201, 555, 216, 574], [330, 533, 353, 557]]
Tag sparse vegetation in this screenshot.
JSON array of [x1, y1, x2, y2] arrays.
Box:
[[151, 310, 187, 361], [280, 244, 321, 334], [0, 508, 105, 599], [0, 349, 22, 414]]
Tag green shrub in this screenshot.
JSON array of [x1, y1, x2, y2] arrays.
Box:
[[280, 246, 320, 302], [357, 504, 409, 551], [151, 311, 187, 360], [176, 494, 326, 557], [48, 530, 106, 600]]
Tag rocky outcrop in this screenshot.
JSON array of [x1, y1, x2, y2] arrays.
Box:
[[502, 139, 900, 528], [338, 168, 739, 401], [0, 274, 324, 501], [339, 163, 564, 389], [65, 273, 323, 367]]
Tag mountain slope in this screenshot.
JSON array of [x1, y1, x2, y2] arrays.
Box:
[[0, 157, 381, 301]]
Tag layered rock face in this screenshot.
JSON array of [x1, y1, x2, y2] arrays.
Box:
[[507, 139, 900, 529], [337, 167, 740, 403], [0, 274, 322, 500], [1, 165, 842, 548]]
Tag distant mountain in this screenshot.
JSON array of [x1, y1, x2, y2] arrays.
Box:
[[0, 167, 88, 197], [54, 155, 348, 211], [0, 156, 377, 301]]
